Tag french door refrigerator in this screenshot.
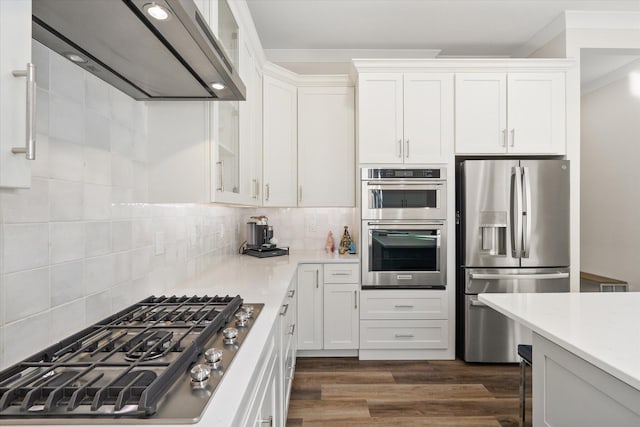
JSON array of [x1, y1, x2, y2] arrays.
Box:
[[457, 159, 570, 362]]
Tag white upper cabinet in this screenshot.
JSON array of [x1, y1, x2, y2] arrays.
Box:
[[298, 86, 355, 207], [455, 72, 566, 155], [358, 73, 453, 164], [263, 74, 298, 207], [0, 0, 33, 188], [358, 74, 403, 164]]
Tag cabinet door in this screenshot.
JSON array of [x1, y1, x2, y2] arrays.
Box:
[[296, 264, 323, 350], [263, 75, 297, 207], [298, 86, 355, 207], [455, 73, 507, 154], [323, 283, 359, 350], [0, 0, 33, 188], [403, 74, 454, 163], [358, 73, 403, 164], [507, 73, 566, 154], [249, 64, 263, 204]]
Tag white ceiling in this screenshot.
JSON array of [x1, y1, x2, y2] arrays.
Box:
[[246, 0, 640, 58]]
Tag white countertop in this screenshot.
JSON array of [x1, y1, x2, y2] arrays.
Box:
[[167, 251, 359, 427], [478, 292, 640, 391], [16, 251, 357, 427]]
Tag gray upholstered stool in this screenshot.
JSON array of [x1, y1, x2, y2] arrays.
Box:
[[518, 344, 533, 427]]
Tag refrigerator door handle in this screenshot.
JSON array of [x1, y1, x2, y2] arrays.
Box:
[[469, 272, 570, 280], [522, 166, 532, 258], [510, 166, 523, 258]]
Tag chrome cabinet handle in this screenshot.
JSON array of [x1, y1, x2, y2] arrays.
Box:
[[331, 272, 352, 276], [289, 324, 295, 335], [12, 63, 36, 160], [395, 334, 414, 338], [280, 304, 289, 316], [288, 289, 295, 298], [315, 269, 319, 288], [501, 128, 507, 147], [394, 304, 414, 308], [265, 183, 270, 201], [405, 139, 410, 158], [216, 161, 224, 192], [354, 290, 358, 309], [510, 128, 515, 147], [251, 179, 257, 199], [255, 179, 260, 199], [397, 139, 402, 158]]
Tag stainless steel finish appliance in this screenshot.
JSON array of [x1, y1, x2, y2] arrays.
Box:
[[457, 159, 570, 363], [361, 166, 447, 289], [361, 167, 446, 220], [0, 295, 262, 424], [362, 220, 446, 289], [32, 0, 245, 101], [246, 222, 274, 250]]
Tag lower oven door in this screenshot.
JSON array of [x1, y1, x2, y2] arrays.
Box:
[[362, 220, 446, 288]]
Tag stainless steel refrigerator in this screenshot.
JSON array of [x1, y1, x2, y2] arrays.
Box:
[[457, 159, 570, 363]]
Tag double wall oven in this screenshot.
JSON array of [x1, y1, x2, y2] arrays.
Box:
[[361, 167, 447, 289]]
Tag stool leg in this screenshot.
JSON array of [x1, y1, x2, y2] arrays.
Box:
[[520, 359, 526, 427]]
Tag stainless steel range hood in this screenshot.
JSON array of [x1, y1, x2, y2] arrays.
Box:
[[32, 0, 245, 101]]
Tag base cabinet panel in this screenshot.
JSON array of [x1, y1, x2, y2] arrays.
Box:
[[323, 283, 359, 350], [360, 319, 448, 350]]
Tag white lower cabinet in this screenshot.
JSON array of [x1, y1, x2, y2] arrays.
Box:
[[297, 263, 360, 352], [359, 290, 449, 359]]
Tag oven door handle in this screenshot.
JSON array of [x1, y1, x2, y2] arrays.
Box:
[[366, 181, 444, 187], [367, 222, 445, 227]]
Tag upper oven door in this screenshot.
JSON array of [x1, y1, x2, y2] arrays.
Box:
[[361, 181, 446, 220], [362, 220, 446, 288]]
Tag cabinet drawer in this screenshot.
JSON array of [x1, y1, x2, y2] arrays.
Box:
[[360, 290, 448, 320], [360, 319, 448, 350], [324, 263, 359, 283]]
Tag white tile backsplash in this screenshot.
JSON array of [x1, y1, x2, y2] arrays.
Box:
[[4, 267, 50, 323], [85, 73, 110, 117], [84, 109, 111, 150], [1, 178, 50, 223], [49, 51, 85, 103], [49, 179, 83, 220], [4, 311, 50, 367], [50, 222, 85, 264], [3, 223, 49, 273], [83, 184, 111, 220], [50, 261, 85, 306], [84, 254, 115, 295], [85, 221, 111, 257], [50, 299, 86, 342], [49, 95, 84, 144], [48, 137, 85, 182]]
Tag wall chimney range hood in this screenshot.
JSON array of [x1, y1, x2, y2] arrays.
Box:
[[32, 0, 246, 101]]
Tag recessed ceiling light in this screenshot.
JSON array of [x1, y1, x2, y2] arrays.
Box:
[[65, 53, 88, 64], [144, 3, 171, 21], [211, 82, 225, 90]]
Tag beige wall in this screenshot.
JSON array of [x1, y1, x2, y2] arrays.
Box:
[[528, 32, 567, 58]]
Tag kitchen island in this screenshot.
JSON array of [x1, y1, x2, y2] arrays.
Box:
[[479, 292, 640, 427]]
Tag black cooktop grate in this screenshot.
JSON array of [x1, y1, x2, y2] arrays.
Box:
[[0, 295, 243, 418]]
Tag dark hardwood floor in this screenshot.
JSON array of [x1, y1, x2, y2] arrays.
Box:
[[287, 358, 531, 427]]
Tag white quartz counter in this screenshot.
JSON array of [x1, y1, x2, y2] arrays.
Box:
[[478, 292, 640, 391], [168, 251, 358, 427], [16, 251, 357, 427]]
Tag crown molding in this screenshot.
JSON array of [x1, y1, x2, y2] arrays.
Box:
[[264, 49, 441, 63], [262, 62, 353, 86], [351, 58, 575, 73]]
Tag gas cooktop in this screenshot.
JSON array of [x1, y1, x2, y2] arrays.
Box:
[[0, 295, 262, 424]]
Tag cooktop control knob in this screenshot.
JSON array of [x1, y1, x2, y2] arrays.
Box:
[[235, 311, 249, 327], [204, 348, 223, 368], [190, 364, 211, 383], [241, 305, 254, 318], [222, 327, 239, 344]]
